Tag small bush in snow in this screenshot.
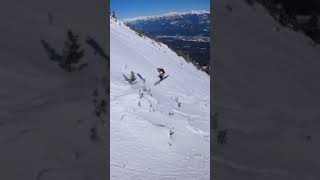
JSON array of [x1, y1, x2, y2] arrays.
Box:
[[139, 91, 143, 99], [175, 97, 181, 108], [142, 87, 152, 96], [123, 71, 137, 84], [169, 130, 174, 139]]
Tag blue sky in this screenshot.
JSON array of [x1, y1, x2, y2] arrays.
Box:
[[110, 0, 210, 19]]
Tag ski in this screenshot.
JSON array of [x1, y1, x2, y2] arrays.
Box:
[[137, 73, 146, 83], [154, 75, 169, 86]]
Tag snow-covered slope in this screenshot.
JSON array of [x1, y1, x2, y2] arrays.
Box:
[[213, 0, 320, 179], [110, 18, 210, 180], [0, 0, 107, 179]]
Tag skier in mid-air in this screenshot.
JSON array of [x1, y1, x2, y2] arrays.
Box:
[[157, 68, 165, 80], [154, 68, 168, 86]]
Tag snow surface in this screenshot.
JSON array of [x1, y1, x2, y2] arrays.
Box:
[[110, 18, 210, 180], [124, 10, 210, 22], [213, 0, 320, 179]]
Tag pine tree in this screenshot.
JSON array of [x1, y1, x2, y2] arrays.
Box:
[[61, 30, 84, 71], [111, 11, 117, 19], [123, 71, 137, 84], [129, 71, 136, 83], [136, 29, 144, 37]]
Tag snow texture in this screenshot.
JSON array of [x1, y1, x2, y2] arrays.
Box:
[[213, 0, 320, 179], [110, 17, 210, 180]]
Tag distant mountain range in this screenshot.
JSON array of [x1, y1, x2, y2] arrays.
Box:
[[125, 10, 210, 38]]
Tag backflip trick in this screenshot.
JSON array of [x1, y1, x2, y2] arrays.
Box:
[[154, 68, 169, 86]]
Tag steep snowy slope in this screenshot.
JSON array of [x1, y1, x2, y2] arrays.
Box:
[[0, 0, 108, 179], [213, 0, 320, 179], [110, 18, 210, 180]]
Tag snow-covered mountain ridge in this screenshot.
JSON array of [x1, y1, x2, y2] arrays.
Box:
[[110, 17, 210, 180], [124, 10, 210, 22]]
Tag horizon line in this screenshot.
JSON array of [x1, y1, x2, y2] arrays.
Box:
[[121, 9, 210, 21]]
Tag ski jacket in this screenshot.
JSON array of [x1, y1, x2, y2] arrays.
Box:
[[157, 68, 165, 75]]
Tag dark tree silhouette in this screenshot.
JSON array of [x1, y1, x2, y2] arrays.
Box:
[[111, 10, 117, 19], [61, 30, 85, 71]]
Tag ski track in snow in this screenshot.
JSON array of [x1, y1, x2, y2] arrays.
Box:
[[110, 18, 210, 180]]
